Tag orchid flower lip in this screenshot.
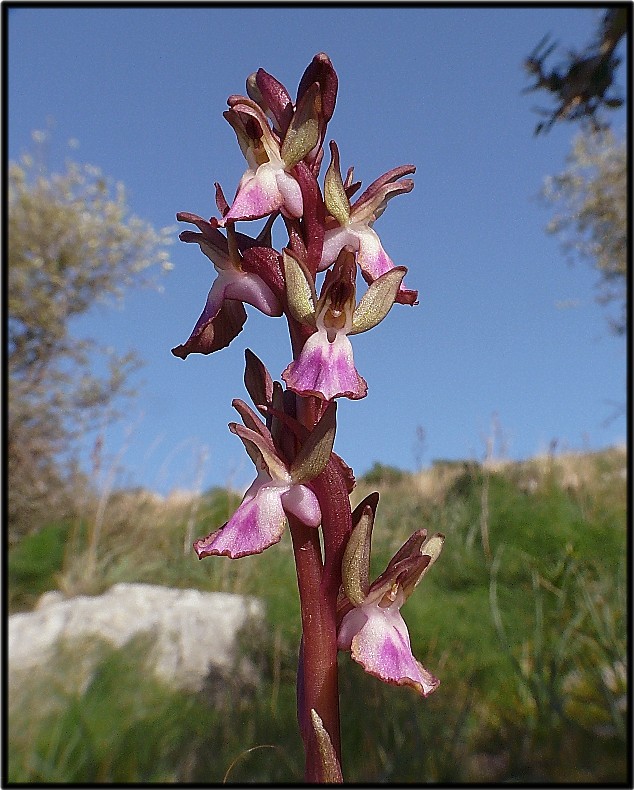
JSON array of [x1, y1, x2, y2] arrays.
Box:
[[337, 577, 440, 698], [193, 474, 288, 559]]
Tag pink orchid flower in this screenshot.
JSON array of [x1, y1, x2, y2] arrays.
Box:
[[194, 410, 320, 559], [171, 212, 282, 359], [337, 493, 444, 697], [282, 247, 408, 401], [194, 400, 337, 559], [320, 142, 418, 305], [218, 82, 323, 225]]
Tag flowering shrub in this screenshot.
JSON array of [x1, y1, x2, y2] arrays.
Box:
[[173, 53, 444, 782]]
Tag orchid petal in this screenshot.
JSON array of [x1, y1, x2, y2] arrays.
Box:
[[244, 349, 273, 415], [241, 246, 286, 304], [221, 164, 284, 224], [224, 271, 282, 317], [249, 68, 293, 135], [297, 52, 338, 125], [176, 212, 232, 267], [230, 423, 290, 484], [315, 246, 356, 322], [372, 531, 445, 601], [275, 169, 304, 218], [351, 173, 415, 226], [356, 227, 418, 305], [280, 484, 321, 527], [185, 275, 227, 336], [231, 398, 269, 438], [355, 226, 397, 280], [318, 226, 360, 272], [225, 96, 281, 164]]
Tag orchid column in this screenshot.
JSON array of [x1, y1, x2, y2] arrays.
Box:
[[173, 54, 444, 783]]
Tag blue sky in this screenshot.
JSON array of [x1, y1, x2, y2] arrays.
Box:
[[8, 6, 627, 496]]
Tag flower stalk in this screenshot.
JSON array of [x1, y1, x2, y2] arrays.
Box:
[[173, 53, 444, 783]]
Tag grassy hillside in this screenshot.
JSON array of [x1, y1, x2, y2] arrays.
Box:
[[8, 447, 628, 783]]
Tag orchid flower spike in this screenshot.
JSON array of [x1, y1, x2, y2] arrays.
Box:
[[171, 212, 282, 359], [194, 400, 337, 559], [337, 493, 444, 697], [320, 141, 418, 305], [282, 246, 408, 401]]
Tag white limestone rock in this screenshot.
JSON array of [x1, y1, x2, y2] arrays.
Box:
[[8, 583, 264, 701]]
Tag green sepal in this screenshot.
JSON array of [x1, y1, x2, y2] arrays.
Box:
[[283, 248, 316, 325], [222, 108, 253, 164], [280, 82, 320, 168], [350, 266, 407, 335], [289, 402, 337, 484], [342, 492, 379, 606], [324, 140, 350, 226]]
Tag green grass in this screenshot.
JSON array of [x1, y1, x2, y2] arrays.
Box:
[[7, 519, 88, 611], [7, 448, 628, 783]]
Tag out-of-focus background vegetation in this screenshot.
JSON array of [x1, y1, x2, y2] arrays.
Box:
[[7, 448, 628, 782], [7, 8, 628, 785]]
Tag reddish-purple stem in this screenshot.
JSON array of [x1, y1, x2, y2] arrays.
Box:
[[286, 314, 348, 782], [288, 515, 340, 781]]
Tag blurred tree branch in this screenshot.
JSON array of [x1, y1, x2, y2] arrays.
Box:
[[542, 128, 626, 336], [8, 132, 173, 542], [523, 8, 627, 135]]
